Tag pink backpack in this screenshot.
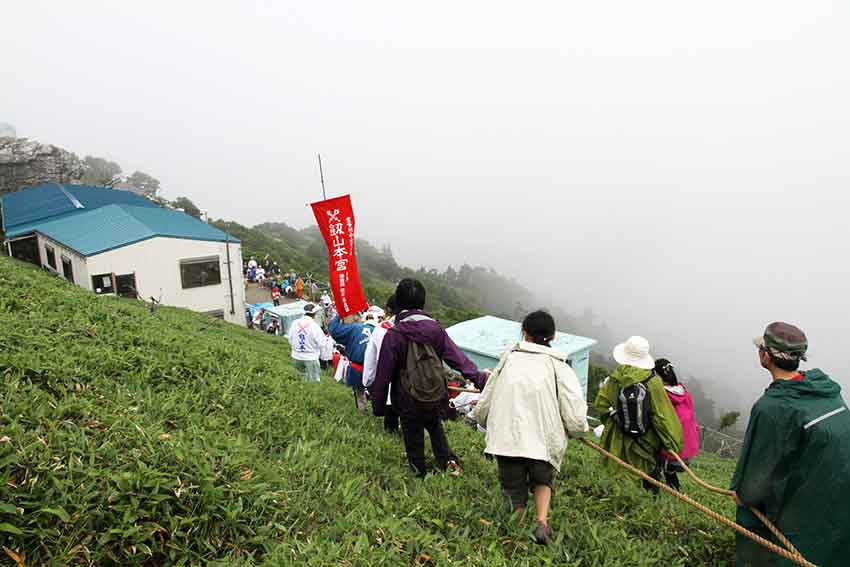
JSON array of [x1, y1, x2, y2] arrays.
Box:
[[663, 385, 701, 461]]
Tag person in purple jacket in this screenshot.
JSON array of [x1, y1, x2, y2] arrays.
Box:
[[372, 278, 489, 477]]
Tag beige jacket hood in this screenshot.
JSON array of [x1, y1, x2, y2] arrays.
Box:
[[470, 341, 590, 471]]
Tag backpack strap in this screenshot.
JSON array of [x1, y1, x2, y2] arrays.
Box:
[[635, 372, 660, 457]]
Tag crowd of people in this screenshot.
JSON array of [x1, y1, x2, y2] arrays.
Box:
[[244, 255, 309, 303], [282, 277, 849, 563]]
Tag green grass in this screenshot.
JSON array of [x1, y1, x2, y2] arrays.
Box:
[[0, 257, 736, 566]]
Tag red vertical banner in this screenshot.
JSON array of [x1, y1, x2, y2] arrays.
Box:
[[310, 195, 368, 318]]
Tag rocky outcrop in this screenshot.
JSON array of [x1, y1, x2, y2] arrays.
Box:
[[0, 137, 84, 195]]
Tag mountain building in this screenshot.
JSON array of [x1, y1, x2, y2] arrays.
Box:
[[1, 183, 245, 324]]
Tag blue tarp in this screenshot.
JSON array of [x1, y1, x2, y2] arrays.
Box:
[[446, 315, 597, 395], [247, 302, 274, 319], [266, 301, 310, 336]]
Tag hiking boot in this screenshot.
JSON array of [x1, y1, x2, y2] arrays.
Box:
[[445, 460, 462, 477], [534, 523, 552, 546]]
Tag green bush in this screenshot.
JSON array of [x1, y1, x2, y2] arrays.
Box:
[[0, 258, 736, 565]]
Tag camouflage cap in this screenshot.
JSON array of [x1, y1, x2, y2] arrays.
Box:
[[753, 322, 808, 361]]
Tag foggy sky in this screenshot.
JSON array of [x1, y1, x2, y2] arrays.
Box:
[[3, 1, 849, 412]]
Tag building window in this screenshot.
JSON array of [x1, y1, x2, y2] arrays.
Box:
[[9, 236, 40, 266], [116, 274, 138, 298], [180, 256, 221, 289], [92, 273, 115, 294], [61, 256, 74, 283], [44, 244, 57, 270]]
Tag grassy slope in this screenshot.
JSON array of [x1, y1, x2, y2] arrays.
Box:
[[0, 257, 736, 566]]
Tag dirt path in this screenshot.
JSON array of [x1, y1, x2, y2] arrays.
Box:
[[244, 284, 311, 305]]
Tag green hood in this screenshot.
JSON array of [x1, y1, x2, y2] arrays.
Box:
[[763, 368, 842, 401], [610, 364, 654, 387], [593, 364, 684, 475]]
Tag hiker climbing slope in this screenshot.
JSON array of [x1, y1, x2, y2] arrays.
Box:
[[329, 311, 375, 413], [470, 310, 589, 546], [655, 358, 701, 491], [372, 278, 489, 477], [732, 322, 850, 567], [593, 336, 683, 492], [362, 295, 400, 433], [287, 304, 327, 382]]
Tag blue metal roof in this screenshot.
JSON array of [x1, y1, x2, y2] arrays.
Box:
[[5, 209, 84, 239], [446, 315, 597, 360], [1, 183, 158, 232], [13, 204, 239, 256], [68, 185, 159, 211]]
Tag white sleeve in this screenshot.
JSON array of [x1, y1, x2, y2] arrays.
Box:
[[469, 363, 498, 426], [321, 335, 335, 359], [555, 361, 590, 434], [469, 349, 511, 426], [310, 322, 327, 351], [362, 335, 379, 387]]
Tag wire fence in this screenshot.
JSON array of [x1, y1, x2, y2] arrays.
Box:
[[700, 426, 744, 458]]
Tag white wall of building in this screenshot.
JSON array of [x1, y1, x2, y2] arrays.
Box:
[[84, 237, 246, 325], [36, 233, 88, 287]]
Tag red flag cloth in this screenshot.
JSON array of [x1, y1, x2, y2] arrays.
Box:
[[310, 195, 368, 318]]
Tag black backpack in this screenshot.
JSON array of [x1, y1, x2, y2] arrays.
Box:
[[613, 375, 654, 437]]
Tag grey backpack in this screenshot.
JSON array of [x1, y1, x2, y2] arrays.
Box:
[[612, 377, 653, 437], [398, 339, 447, 403]]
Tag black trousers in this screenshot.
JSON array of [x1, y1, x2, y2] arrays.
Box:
[[496, 456, 557, 509], [400, 414, 456, 477], [642, 466, 663, 495], [383, 405, 399, 433]]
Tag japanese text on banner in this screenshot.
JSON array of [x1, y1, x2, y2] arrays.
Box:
[[310, 195, 368, 318]]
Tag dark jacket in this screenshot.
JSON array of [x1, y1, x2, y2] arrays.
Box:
[[329, 316, 374, 388], [371, 310, 486, 418], [731, 369, 850, 567]]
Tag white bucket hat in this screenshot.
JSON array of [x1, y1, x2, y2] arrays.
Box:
[[304, 303, 321, 315], [613, 336, 655, 370]]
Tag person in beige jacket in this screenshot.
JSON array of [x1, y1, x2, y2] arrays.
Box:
[[470, 310, 589, 546]]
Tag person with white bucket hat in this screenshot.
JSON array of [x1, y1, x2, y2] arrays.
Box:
[[593, 336, 683, 492]]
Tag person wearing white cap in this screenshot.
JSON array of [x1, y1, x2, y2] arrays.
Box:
[[363, 305, 385, 325], [362, 296, 399, 433], [287, 303, 327, 382], [592, 336, 683, 493]]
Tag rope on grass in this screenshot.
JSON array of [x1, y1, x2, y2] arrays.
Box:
[[580, 438, 816, 567], [667, 450, 803, 560]]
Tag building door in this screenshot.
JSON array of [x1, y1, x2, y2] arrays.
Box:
[[9, 236, 40, 266], [61, 256, 74, 283]]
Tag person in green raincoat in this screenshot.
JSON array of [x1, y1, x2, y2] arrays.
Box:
[[593, 336, 683, 491], [731, 322, 850, 567]]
